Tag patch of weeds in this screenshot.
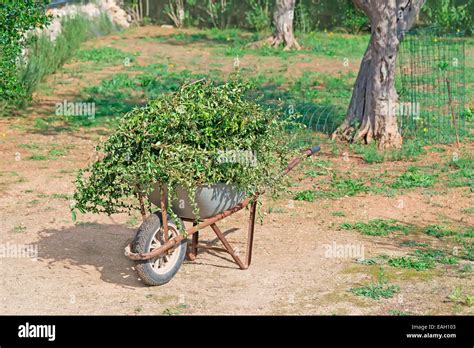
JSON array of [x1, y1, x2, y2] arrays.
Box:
[[351, 143, 384, 164], [18, 143, 41, 150], [414, 249, 459, 265], [84, 73, 136, 98], [24, 189, 34, 193], [462, 207, 474, 214], [267, 206, 286, 214], [75, 47, 138, 65], [448, 287, 474, 307], [330, 175, 368, 197], [459, 264, 472, 273], [446, 156, 474, 189], [162, 304, 188, 316], [392, 166, 437, 189], [294, 190, 316, 202], [429, 147, 446, 153], [48, 148, 67, 158], [28, 199, 40, 205], [340, 219, 409, 236], [399, 240, 428, 248], [388, 310, 411, 316], [332, 211, 346, 217], [51, 193, 72, 200], [304, 159, 332, 177], [424, 224, 455, 238], [386, 140, 425, 161], [27, 155, 47, 161], [305, 169, 327, 177], [368, 172, 397, 196], [354, 257, 378, 265], [350, 268, 400, 300], [12, 224, 26, 233], [388, 256, 434, 271], [33, 118, 50, 132], [329, 141, 340, 156]]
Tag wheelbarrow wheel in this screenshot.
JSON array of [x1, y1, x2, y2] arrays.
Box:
[[132, 213, 187, 286]]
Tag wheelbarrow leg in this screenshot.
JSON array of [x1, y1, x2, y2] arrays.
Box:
[[187, 223, 199, 261], [246, 200, 257, 267], [210, 223, 247, 270]]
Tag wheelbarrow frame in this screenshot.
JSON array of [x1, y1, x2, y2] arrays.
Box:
[[125, 145, 321, 270]]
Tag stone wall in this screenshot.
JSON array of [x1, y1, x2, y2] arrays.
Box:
[[43, 0, 130, 41]]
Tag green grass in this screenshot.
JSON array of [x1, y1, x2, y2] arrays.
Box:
[[48, 149, 67, 158], [340, 219, 409, 236], [18, 143, 41, 150], [75, 47, 138, 65], [424, 224, 456, 238], [350, 268, 399, 300], [148, 29, 369, 60], [332, 211, 346, 217], [428, 147, 447, 153], [20, 13, 117, 104], [305, 169, 327, 177], [355, 257, 378, 265], [392, 166, 437, 189], [162, 303, 189, 316], [356, 247, 460, 272], [446, 156, 474, 189], [27, 155, 47, 161], [329, 175, 368, 197], [351, 140, 425, 164], [294, 190, 316, 202], [414, 249, 459, 265], [12, 225, 27, 233], [388, 256, 434, 271], [79, 66, 209, 123], [352, 143, 385, 164], [448, 287, 474, 307], [51, 193, 73, 200]]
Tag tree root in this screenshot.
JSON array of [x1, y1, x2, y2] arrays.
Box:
[[247, 35, 301, 51]]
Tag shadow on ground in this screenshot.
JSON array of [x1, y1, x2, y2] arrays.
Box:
[[36, 222, 245, 288], [37, 223, 142, 288]]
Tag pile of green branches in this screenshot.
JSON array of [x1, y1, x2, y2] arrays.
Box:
[[73, 75, 300, 219]]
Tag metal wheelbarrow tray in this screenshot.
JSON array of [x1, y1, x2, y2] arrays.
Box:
[[125, 145, 321, 286]]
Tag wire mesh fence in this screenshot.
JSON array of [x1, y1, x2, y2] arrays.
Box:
[[396, 27, 467, 144], [284, 102, 346, 149]]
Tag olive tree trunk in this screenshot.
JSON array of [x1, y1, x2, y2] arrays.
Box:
[[250, 0, 300, 50], [332, 0, 425, 149]]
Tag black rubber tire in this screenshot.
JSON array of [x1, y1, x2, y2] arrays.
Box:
[[132, 213, 187, 286]]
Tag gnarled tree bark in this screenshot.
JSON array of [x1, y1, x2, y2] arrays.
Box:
[[332, 0, 425, 149], [251, 0, 300, 50]]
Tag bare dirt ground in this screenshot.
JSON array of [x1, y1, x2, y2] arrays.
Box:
[[0, 26, 472, 315]]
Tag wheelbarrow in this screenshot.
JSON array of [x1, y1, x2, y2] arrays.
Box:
[[125, 145, 321, 286]]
